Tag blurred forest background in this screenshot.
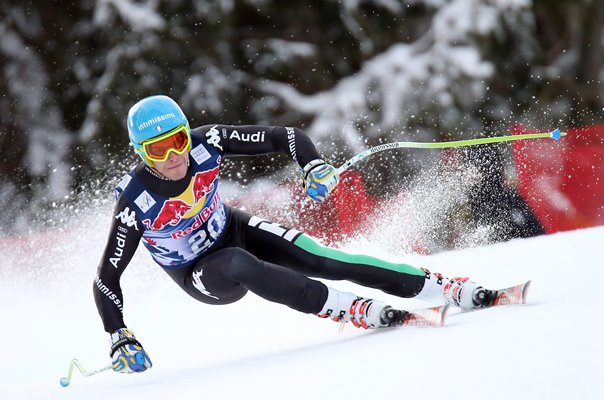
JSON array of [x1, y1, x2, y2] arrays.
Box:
[[1, 0, 602, 235]]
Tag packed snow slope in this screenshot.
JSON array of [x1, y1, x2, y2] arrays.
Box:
[[1, 223, 602, 400]]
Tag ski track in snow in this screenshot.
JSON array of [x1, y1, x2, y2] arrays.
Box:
[[1, 225, 602, 400]]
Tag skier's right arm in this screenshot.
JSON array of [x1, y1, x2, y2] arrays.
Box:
[[94, 195, 152, 373], [93, 194, 142, 333]]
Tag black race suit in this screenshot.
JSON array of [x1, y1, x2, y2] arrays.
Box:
[[94, 125, 428, 333]]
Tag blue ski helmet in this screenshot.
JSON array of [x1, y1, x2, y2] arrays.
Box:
[[127, 95, 191, 166]]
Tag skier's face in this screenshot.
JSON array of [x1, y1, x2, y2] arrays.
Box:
[[153, 150, 189, 180]]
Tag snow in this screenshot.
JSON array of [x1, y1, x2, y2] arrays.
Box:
[[1, 212, 602, 399]]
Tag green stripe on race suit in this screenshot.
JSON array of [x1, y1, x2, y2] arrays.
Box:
[[293, 234, 425, 276]]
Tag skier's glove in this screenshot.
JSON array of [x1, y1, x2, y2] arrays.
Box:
[[109, 328, 152, 373], [302, 159, 339, 202]]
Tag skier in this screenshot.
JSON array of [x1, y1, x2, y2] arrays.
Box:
[[95, 94, 494, 374]]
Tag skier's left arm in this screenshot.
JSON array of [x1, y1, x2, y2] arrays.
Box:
[[211, 124, 339, 202]]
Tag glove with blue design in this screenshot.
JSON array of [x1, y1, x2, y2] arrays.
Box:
[[109, 328, 152, 373], [302, 159, 339, 202]]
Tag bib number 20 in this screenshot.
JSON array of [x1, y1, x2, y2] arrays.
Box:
[[189, 212, 225, 255]]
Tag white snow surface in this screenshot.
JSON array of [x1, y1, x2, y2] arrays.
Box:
[[1, 223, 602, 399]]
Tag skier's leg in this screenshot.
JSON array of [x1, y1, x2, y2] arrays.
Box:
[[163, 255, 249, 306], [240, 212, 429, 297], [166, 246, 403, 328], [237, 210, 489, 309], [166, 246, 327, 313]]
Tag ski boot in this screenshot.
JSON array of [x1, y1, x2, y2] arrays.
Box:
[[443, 277, 495, 310], [317, 288, 406, 329]]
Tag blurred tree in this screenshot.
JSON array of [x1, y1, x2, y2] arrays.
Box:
[[0, 0, 602, 234], [533, 0, 604, 125]]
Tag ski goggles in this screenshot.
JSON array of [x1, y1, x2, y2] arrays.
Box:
[[141, 125, 191, 162]]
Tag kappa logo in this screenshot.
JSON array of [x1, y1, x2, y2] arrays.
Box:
[[206, 125, 223, 150], [192, 269, 219, 299], [115, 207, 139, 231]]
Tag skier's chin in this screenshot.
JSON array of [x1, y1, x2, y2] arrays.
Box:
[[153, 152, 190, 180], [164, 164, 187, 180]]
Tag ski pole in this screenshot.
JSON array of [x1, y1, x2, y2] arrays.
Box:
[[60, 358, 112, 387], [336, 129, 565, 175]]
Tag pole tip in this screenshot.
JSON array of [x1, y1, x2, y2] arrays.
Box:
[[60, 377, 70, 387], [550, 128, 562, 140]]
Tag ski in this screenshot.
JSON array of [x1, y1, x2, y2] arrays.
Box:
[[482, 280, 531, 308], [454, 280, 531, 315], [383, 281, 529, 331], [400, 304, 449, 327]]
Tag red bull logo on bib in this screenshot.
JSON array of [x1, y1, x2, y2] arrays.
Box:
[[143, 166, 220, 231]]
